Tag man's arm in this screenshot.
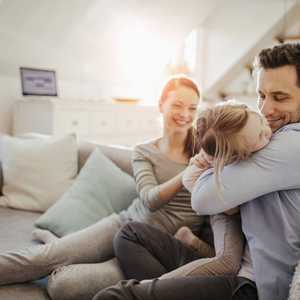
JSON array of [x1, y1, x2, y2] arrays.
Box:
[[191, 128, 300, 215]]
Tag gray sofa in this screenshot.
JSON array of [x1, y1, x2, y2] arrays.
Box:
[[0, 138, 299, 300], [0, 139, 133, 300]]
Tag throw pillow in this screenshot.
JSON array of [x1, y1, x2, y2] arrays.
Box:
[[0, 134, 78, 212], [35, 147, 137, 236]]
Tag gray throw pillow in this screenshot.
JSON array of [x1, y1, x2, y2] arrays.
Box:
[[35, 147, 137, 236]]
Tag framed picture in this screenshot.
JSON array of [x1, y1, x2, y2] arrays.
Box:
[[20, 67, 58, 96]]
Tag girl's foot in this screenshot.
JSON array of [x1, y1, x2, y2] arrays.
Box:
[[32, 228, 59, 243], [174, 226, 200, 251]]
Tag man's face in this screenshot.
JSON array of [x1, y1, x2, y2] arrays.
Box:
[[256, 65, 300, 132]]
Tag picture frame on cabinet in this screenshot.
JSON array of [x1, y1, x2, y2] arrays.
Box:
[[20, 67, 58, 96]]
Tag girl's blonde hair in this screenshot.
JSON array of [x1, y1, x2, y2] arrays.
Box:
[[196, 102, 258, 191]]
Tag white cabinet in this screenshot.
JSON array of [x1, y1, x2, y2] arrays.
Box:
[[89, 110, 116, 135], [13, 99, 162, 146], [55, 110, 90, 136]]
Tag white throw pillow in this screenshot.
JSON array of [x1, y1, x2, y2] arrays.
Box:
[[0, 134, 78, 212]]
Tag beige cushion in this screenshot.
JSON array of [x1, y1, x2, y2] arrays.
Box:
[[78, 141, 133, 176], [0, 284, 50, 300], [0, 134, 78, 212]]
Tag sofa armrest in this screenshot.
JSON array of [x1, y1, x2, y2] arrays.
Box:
[[0, 136, 2, 195], [0, 161, 2, 196]]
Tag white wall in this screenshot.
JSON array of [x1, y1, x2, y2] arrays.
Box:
[[0, 0, 221, 134], [2, 0, 298, 134], [0, 75, 19, 133]]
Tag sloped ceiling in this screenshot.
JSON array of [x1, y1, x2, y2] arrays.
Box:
[[0, 0, 222, 78]]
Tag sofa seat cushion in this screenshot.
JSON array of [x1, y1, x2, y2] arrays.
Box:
[[0, 207, 41, 253], [0, 283, 50, 300]]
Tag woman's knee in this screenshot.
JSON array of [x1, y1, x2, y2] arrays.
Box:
[[47, 260, 124, 300], [47, 266, 71, 300], [47, 265, 88, 300]]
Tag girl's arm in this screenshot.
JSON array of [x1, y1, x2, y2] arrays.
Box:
[[183, 164, 207, 192], [183, 149, 212, 192], [132, 146, 184, 211]]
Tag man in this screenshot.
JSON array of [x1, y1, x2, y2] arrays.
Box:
[[191, 42, 300, 300], [93, 43, 300, 300]]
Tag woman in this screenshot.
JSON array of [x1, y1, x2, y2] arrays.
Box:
[[93, 102, 272, 300], [0, 75, 207, 300]]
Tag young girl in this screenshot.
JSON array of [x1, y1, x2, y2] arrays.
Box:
[[109, 101, 272, 284], [167, 101, 273, 278], [0, 75, 205, 300]]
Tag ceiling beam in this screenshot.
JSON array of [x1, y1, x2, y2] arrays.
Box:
[[275, 35, 300, 43]]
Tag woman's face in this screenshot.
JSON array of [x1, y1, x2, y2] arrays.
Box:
[[239, 112, 272, 152], [160, 86, 199, 134]]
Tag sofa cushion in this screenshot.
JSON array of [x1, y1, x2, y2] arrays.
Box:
[[0, 203, 48, 299], [0, 134, 78, 212], [0, 207, 41, 252], [35, 147, 137, 237], [0, 161, 3, 196], [0, 136, 3, 196], [0, 283, 50, 300]]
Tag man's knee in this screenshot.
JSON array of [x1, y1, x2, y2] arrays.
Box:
[[92, 288, 120, 300], [113, 222, 150, 252], [93, 280, 140, 300], [117, 222, 153, 241]]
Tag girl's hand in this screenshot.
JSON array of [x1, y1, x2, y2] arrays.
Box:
[[189, 149, 213, 170]]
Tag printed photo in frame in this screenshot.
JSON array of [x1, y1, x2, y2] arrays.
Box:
[[20, 67, 58, 96]]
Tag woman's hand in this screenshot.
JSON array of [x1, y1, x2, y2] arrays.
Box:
[[189, 149, 213, 170]]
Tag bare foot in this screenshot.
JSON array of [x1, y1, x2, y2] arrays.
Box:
[[32, 228, 59, 244], [175, 226, 215, 257], [174, 226, 200, 251]]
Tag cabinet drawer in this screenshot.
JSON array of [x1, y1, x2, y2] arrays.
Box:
[[140, 114, 161, 132], [116, 115, 138, 133], [89, 111, 116, 135], [55, 110, 89, 135]]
